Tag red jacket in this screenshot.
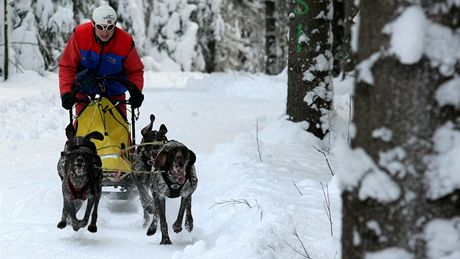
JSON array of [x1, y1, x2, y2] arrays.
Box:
[[59, 22, 144, 96]]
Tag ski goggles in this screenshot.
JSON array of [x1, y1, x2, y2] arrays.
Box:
[[93, 22, 115, 31]]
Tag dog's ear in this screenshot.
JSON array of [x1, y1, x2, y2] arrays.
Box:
[[188, 150, 196, 166], [159, 124, 168, 135], [85, 131, 104, 142], [65, 123, 76, 140], [154, 151, 168, 169], [141, 114, 155, 137]]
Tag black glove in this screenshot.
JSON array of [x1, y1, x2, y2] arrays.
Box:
[[61, 92, 75, 110], [129, 91, 144, 108]]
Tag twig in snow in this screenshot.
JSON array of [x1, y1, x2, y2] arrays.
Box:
[[313, 146, 334, 176], [255, 199, 263, 221], [283, 229, 312, 259], [292, 179, 303, 196], [210, 198, 264, 221], [256, 120, 263, 162], [320, 182, 333, 236], [347, 95, 353, 143], [209, 199, 253, 209]]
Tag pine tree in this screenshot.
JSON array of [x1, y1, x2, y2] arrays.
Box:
[[188, 0, 222, 72], [214, 0, 265, 73], [148, 0, 203, 71], [342, 1, 460, 258], [272, 0, 289, 74], [32, 0, 75, 71], [286, 0, 334, 139], [72, 0, 98, 25]]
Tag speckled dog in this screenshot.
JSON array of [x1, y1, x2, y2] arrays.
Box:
[[132, 114, 168, 226], [57, 124, 103, 233], [147, 140, 197, 245]]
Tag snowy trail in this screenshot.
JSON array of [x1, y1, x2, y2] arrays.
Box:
[[0, 71, 343, 259]]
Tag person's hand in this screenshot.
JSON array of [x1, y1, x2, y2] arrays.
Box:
[[61, 92, 75, 110], [129, 91, 144, 108]]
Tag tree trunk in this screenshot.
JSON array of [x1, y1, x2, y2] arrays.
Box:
[[286, 0, 333, 139], [342, 1, 460, 258], [3, 0, 8, 81], [265, 0, 276, 75], [331, 0, 344, 77]]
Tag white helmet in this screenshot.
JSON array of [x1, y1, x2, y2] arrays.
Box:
[[92, 5, 117, 25]]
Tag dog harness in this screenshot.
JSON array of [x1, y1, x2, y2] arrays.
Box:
[[62, 144, 101, 201], [67, 178, 90, 200], [161, 171, 189, 198]]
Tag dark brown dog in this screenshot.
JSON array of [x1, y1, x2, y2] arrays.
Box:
[[57, 124, 103, 232], [146, 140, 197, 245], [132, 114, 168, 226]]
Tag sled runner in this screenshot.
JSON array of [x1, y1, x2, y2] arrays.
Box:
[[69, 76, 140, 199]]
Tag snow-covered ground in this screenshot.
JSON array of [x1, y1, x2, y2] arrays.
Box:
[[0, 70, 349, 258]]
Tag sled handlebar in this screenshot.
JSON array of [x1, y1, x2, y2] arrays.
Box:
[[70, 76, 140, 106]]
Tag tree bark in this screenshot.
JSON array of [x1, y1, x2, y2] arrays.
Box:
[[3, 0, 8, 81], [342, 1, 460, 258], [286, 0, 333, 139], [265, 0, 277, 75]]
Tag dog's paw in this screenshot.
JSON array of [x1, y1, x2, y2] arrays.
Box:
[[173, 222, 182, 233], [72, 225, 80, 231], [78, 220, 88, 229], [146, 226, 157, 236], [88, 225, 97, 233], [160, 236, 172, 245], [185, 218, 193, 232], [57, 220, 67, 229]]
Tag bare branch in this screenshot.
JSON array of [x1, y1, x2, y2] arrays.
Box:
[[283, 229, 312, 259], [320, 182, 333, 236], [209, 199, 253, 209], [292, 179, 303, 196], [313, 146, 334, 176], [347, 95, 353, 143], [283, 241, 310, 259], [256, 120, 263, 162]]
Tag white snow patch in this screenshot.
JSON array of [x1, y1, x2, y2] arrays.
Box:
[[366, 220, 381, 235], [303, 71, 315, 81], [378, 147, 407, 178], [304, 84, 328, 106], [365, 247, 414, 259], [435, 77, 460, 109], [372, 127, 393, 142], [426, 122, 460, 199], [425, 217, 460, 259], [357, 52, 381, 85], [315, 54, 331, 72], [385, 6, 427, 64], [425, 22, 460, 77], [359, 170, 401, 202]]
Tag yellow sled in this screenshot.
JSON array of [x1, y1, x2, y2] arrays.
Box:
[[68, 76, 142, 199], [75, 97, 133, 189]]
